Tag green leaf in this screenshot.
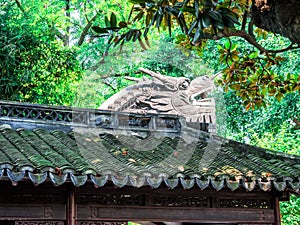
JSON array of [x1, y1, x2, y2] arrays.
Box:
[[125, 30, 134, 41], [195, 0, 199, 18], [146, 12, 151, 27], [224, 13, 240, 25], [202, 14, 211, 28], [193, 21, 203, 43], [105, 16, 110, 27], [156, 13, 163, 28], [167, 14, 172, 37], [110, 13, 117, 27], [138, 36, 147, 50], [166, 7, 180, 16], [215, 21, 224, 29], [178, 0, 190, 18], [119, 39, 125, 52], [133, 11, 144, 23], [249, 51, 258, 59], [188, 19, 198, 36], [133, 30, 141, 42], [150, 10, 158, 26], [92, 26, 108, 34], [114, 33, 126, 47], [144, 27, 150, 37], [222, 17, 235, 28], [224, 40, 231, 49], [208, 11, 222, 22]]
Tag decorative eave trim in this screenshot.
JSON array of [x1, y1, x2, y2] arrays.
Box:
[[1, 168, 299, 193]]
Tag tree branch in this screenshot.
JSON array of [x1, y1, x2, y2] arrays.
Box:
[[248, 17, 254, 38], [83, 0, 90, 23], [14, 0, 25, 13], [102, 80, 116, 93], [241, 0, 249, 31], [64, 0, 71, 46], [77, 11, 101, 46], [267, 43, 299, 53], [99, 71, 143, 80], [203, 30, 300, 54]]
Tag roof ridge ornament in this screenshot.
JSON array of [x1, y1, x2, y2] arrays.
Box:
[[99, 68, 217, 132]]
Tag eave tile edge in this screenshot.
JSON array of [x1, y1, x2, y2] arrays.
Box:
[[0, 168, 299, 193]]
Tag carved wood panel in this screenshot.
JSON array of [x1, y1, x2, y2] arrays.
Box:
[[76, 206, 275, 223], [0, 205, 66, 220], [77, 222, 127, 225], [153, 196, 208, 207], [15, 222, 64, 225], [219, 199, 271, 209], [77, 194, 144, 206], [238, 224, 274, 225], [0, 192, 65, 204]]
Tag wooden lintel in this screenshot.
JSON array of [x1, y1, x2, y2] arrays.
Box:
[[77, 206, 275, 223], [0, 205, 66, 220]]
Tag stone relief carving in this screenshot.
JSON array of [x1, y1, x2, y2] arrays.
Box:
[[99, 68, 216, 124]]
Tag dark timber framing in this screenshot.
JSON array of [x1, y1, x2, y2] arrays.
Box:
[[0, 180, 285, 225]]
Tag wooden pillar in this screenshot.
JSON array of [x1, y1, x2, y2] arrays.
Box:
[[67, 185, 76, 225], [274, 197, 281, 225]]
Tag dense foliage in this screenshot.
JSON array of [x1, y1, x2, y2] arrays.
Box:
[[0, 1, 82, 105]]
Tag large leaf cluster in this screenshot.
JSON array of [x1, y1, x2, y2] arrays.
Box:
[[90, 0, 300, 108], [92, 0, 239, 50]]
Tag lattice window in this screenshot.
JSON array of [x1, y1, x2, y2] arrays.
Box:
[[15, 222, 64, 225], [153, 196, 208, 207], [220, 199, 271, 209], [78, 222, 127, 225], [78, 194, 144, 206]]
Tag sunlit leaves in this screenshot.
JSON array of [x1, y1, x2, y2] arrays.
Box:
[[96, 0, 241, 50], [254, 28, 268, 39], [217, 46, 300, 109]]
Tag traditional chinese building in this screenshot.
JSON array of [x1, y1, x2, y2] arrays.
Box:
[[0, 100, 299, 225]]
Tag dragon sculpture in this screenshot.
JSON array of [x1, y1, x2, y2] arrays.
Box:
[[99, 68, 216, 125]]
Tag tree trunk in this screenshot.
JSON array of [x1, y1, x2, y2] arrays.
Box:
[[252, 0, 300, 44]]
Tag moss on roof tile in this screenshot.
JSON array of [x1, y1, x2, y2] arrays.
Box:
[[0, 127, 299, 191]]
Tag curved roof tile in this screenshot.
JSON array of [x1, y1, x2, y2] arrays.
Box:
[[0, 127, 299, 193]]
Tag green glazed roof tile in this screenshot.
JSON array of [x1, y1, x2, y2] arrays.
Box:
[[0, 127, 299, 193]]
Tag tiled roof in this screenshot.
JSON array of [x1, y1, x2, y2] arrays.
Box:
[[0, 126, 299, 193]]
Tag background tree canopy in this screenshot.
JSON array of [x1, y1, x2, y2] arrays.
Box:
[[0, 1, 299, 224]]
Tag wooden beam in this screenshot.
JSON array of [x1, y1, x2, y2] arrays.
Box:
[[0, 205, 66, 220], [77, 206, 275, 223]]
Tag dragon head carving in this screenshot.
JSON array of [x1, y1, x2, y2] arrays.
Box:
[[99, 68, 216, 125]]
